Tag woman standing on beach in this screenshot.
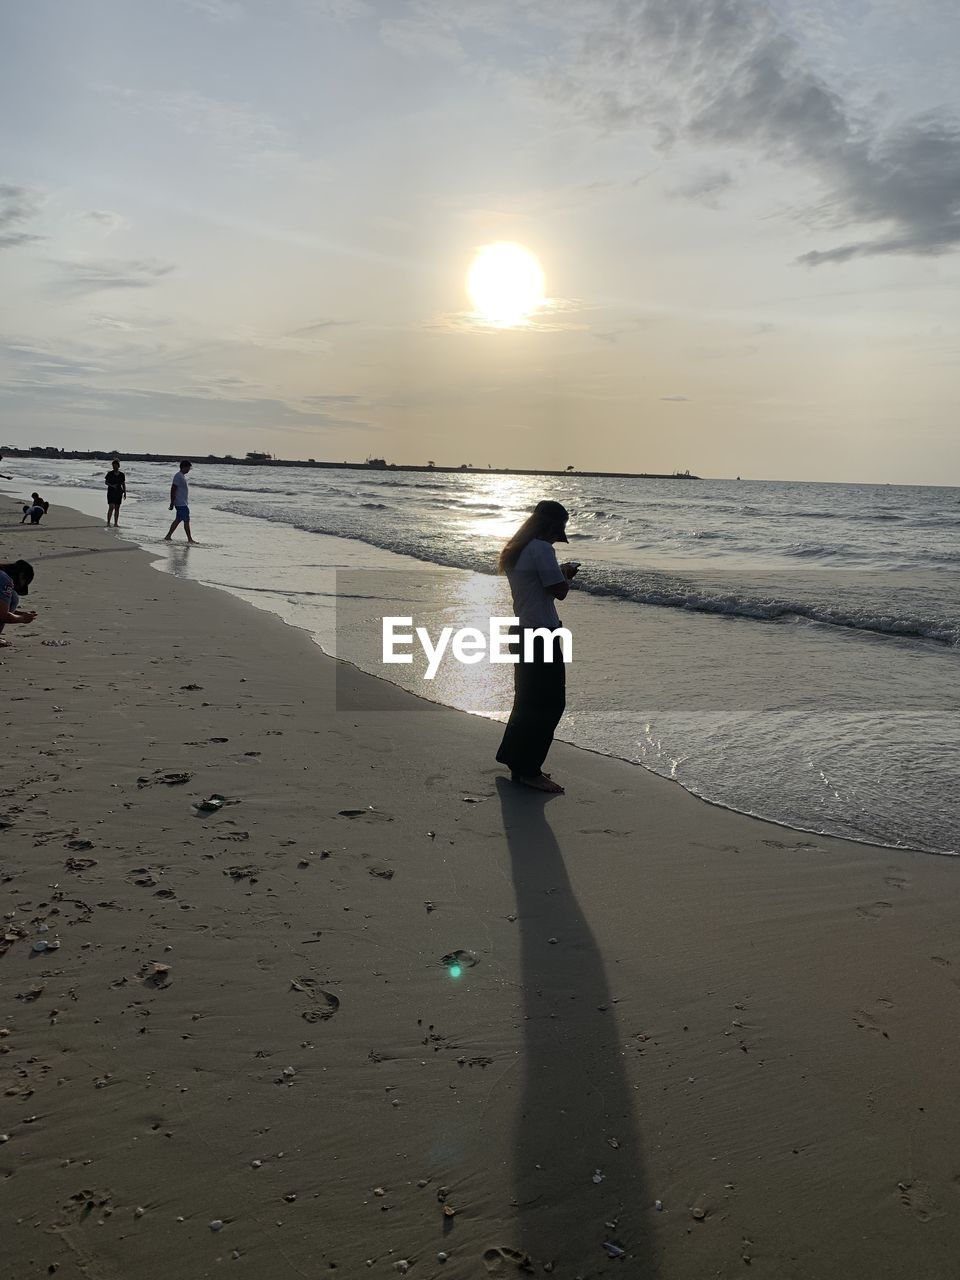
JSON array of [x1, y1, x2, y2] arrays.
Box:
[[495, 500, 578, 794]]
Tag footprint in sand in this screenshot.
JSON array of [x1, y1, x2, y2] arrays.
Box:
[[483, 1247, 534, 1275], [853, 1005, 891, 1038], [931, 956, 951, 967], [856, 901, 893, 920], [337, 807, 393, 823], [884, 872, 909, 891], [898, 1180, 946, 1222], [762, 838, 824, 851]]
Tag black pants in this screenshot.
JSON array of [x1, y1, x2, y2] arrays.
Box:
[[496, 634, 567, 777]]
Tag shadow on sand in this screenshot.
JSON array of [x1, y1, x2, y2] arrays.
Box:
[[24, 545, 140, 562], [5, 524, 107, 533], [495, 776, 656, 1275]]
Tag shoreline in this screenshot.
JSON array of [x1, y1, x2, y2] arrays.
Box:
[[6, 487, 937, 859], [5, 496, 960, 1278]]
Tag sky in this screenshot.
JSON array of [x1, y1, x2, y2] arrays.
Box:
[[1, 0, 959, 482]]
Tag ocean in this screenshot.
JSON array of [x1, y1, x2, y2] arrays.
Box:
[[5, 458, 959, 855]]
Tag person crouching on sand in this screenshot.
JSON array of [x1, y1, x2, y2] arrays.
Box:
[[495, 500, 579, 794], [0, 559, 36, 648], [21, 494, 49, 524]]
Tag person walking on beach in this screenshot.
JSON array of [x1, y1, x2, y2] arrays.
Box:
[[21, 494, 49, 524], [0, 559, 36, 648], [105, 459, 126, 526], [495, 500, 578, 794], [164, 460, 196, 543]]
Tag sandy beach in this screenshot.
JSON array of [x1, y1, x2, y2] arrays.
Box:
[[4, 495, 960, 1280]]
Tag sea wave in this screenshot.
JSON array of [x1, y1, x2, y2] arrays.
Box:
[[784, 542, 845, 558], [214, 497, 960, 647], [576, 574, 960, 646]]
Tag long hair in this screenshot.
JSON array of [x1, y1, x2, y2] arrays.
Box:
[[1, 559, 34, 592], [498, 501, 567, 573]]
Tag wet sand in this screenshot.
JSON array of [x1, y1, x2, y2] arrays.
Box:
[[4, 497, 960, 1279]]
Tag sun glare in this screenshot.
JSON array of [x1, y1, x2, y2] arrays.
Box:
[[466, 242, 545, 327]]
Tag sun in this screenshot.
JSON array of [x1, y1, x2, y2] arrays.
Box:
[[466, 242, 545, 327]]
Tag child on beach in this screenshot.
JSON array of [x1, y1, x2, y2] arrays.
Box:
[[0, 559, 36, 647], [495, 500, 579, 794], [21, 494, 49, 524]]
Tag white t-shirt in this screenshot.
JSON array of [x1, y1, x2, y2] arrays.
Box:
[[172, 471, 189, 506], [506, 538, 566, 630]]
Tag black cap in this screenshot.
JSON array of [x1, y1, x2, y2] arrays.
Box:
[[11, 558, 33, 596], [533, 499, 569, 542]]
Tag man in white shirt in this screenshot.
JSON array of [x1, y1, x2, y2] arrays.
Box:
[[164, 460, 196, 544]]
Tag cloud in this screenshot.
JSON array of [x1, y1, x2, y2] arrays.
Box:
[[223, 325, 344, 353], [381, 0, 960, 264], [0, 341, 107, 379], [80, 209, 129, 234], [428, 303, 589, 335], [0, 376, 378, 434], [667, 167, 735, 206], [300, 393, 365, 406], [0, 335, 374, 434], [96, 86, 330, 184], [304, 0, 373, 20], [288, 319, 350, 336], [660, 394, 690, 401], [380, 14, 463, 59], [50, 257, 176, 295], [0, 184, 45, 250], [100, 84, 285, 153], [795, 112, 960, 263], [543, 0, 960, 263], [178, 0, 245, 18], [88, 311, 171, 332]]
